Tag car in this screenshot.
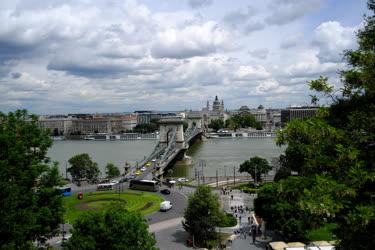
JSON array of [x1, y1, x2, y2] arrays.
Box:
[[111, 180, 119, 184], [134, 170, 142, 176], [127, 174, 136, 179], [119, 177, 128, 183], [160, 189, 171, 195], [177, 177, 188, 182], [160, 201, 172, 211], [140, 167, 147, 172]]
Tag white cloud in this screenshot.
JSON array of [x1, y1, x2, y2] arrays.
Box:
[[312, 21, 358, 62], [233, 65, 271, 81], [0, 0, 365, 112], [151, 21, 234, 59]]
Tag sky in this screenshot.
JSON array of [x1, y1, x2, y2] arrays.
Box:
[[0, 0, 369, 114]]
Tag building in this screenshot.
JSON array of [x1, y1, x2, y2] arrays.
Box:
[[134, 111, 177, 125], [281, 106, 319, 127], [121, 114, 138, 131], [201, 95, 228, 128], [38, 115, 73, 135], [70, 117, 110, 134], [250, 105, 267, 128]]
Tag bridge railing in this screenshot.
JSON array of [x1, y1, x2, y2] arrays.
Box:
[[146, 142, 167, 162], [160, 131, 177, 161], [184, 126, 200, 142]]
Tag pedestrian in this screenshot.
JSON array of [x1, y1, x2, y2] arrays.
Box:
[[231, 194, 233, 200], [239, 215, 242, 223], [251, 223, 257, 244]]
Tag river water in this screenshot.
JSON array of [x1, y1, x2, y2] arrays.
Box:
[[48, 138, 285, 179]]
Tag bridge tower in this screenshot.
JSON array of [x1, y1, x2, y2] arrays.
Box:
[[158, 117, 185, 149], [185, 112, 202, 129]]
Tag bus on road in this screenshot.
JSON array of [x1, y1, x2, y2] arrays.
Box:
[[129, 180, 159, 192], [96, 183, 115, 191], [57, 186, 72, 196]]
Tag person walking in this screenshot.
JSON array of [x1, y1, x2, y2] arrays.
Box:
[[251, 223, 257, 244]]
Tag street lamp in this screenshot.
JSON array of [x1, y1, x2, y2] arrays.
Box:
[[199, 159, 206, 184]]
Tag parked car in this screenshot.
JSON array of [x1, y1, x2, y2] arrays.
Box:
[[140, 167, 147, 172], [128, 174, 136, 179], [160, 189, 171, 195], [111, 180, 119, 184], [160, 201, 172, 211]]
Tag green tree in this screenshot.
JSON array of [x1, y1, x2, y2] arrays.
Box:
[[208, 119, 225, 131], [64, 203, 158, 250], [183, 185, 224, 247], [239, 156, 272, 183], [68, 154, 100, 185], [105, 163, 120, 179], [0, 110, 64, 249], [256, 2, 375, 248], [226, 113, 261, 130], [254, 177, 324, 241]]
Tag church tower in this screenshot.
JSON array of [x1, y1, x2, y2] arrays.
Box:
[[212, 95, 221, 112]]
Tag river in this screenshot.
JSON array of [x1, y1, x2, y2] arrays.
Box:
[[48, 138, 285, 179]]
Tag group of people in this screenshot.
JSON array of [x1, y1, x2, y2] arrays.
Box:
[[230, 205, 249, 214], [221, 187, 232, 195], [234, 221, 258, 244]]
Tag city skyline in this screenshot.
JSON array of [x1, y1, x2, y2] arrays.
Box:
[[0, 0, 368, 114]]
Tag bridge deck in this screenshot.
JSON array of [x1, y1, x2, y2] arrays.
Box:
[[137, 127, 202, 180]]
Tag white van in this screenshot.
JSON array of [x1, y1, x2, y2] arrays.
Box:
[[160, 201, 172, 211]]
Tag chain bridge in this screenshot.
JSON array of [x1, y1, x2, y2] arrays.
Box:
[[137, 114, 203, 180]]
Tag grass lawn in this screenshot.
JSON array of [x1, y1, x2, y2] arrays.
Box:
[[64, 190, 164, 223], [308, 223, 337, 241]]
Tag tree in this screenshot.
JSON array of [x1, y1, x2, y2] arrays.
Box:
[[64, 203, 158, 250], [0, 110, 64, 248], [254, 177, 323, 241], [68, 154, 100, 184], [239, 156, 272, 183], [183, 185, 224, 247], [255, 2, 375, 248], [208, 119, 225, 131], [105, 163, 120, 179], [226, 113, 261, 130]]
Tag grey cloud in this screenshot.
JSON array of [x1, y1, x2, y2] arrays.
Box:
[[151, 45, 214, 59], [280, 34, 303, 49], [244, 21, 265, 34], [265, 0, 322, 26], [188, 0, 213, 9], [11, 72, 22, 79], [47, 58, 135, 78], [222, 6, 257, 28], [249, 48, 269, 60]]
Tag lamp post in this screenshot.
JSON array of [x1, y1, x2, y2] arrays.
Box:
[[216, 169, 218, 189], [224, 165, 228, 186], [199, 159, 206, 184]]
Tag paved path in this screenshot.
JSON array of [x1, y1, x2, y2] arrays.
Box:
[[149, 217, 183, 233], [154, 223, 190, 250]]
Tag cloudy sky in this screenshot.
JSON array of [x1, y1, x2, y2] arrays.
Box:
[[0, 0, 368, 114]]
